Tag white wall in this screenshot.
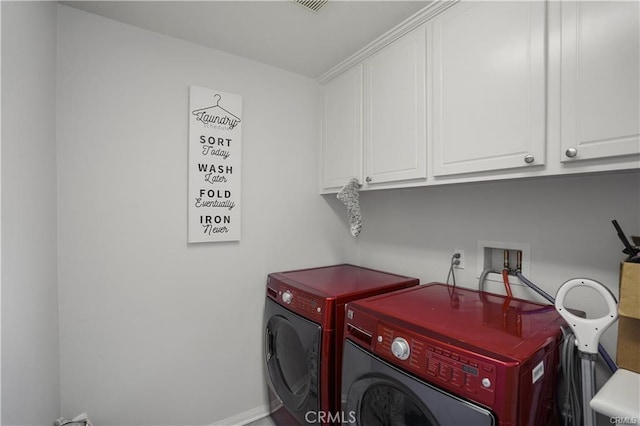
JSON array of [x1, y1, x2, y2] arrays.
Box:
[[1, 2, 61, 425], [0, 2, 3, 420], [354, 171, 640, 358], [4, 3, 638, 426], [56, 5, 354, 425], [1, 4, 3, 421]]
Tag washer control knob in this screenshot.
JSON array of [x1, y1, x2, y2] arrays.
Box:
[[282, 291, 293, 304], [482, 378, 492, 388], [391, 337, 410, 360]]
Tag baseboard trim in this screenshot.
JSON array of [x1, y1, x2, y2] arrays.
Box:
[[210, 404, 271, 426]]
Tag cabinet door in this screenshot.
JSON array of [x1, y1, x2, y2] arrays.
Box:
[[560, 1, 640, 162], [363, 26, 426, 185], [431, 1, 546, 176], [321, 65, 363, 191]]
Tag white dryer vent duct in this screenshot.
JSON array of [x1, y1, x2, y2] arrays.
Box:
[[293, 0, 328, 13]]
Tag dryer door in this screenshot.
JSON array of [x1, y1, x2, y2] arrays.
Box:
[[342, 340, 496, 426], [265, 298, 321, 424]]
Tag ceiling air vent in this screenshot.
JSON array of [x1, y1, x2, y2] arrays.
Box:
[[293, 0, 328, 13]]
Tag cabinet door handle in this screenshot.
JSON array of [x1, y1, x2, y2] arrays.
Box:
[[565, 148, 578, 158], [365, 176, 372, 183], [524, 154, 535, 164]]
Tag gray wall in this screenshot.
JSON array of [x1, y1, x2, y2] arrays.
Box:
[[2, 2, 639, 425], [56, 5, 354, 425], [1, 2, 61, 425], [355, 171, 640, 357]]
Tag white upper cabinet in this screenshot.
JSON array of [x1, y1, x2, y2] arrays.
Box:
[[430, 1, 546, 176], [560, 1, 640, 163], [320, 25, 427, 192], [363, 26, 427, 186], [321, 65, 363, 191], [319, 1, 639, 193]]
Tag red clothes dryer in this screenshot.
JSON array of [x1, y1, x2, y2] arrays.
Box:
[[342, 283, 566, 426], [264, 264, 418, 425]]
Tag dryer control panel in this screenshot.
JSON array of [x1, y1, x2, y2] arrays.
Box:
[[376, 323, 499, 408], [266, 283, 324, 323]]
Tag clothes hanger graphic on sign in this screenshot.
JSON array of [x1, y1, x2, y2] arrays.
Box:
[[192, 94, 241, 120]]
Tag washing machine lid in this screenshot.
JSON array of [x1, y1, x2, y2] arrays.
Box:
[[350, 283, 564, 360], [269, 264, 418, 302]]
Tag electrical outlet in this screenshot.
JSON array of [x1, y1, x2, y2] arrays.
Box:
[[453, 249, 464, 269]]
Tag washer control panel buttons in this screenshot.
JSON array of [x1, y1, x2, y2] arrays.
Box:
[[391, 337, 410, 360], [281, 290, 293, 304]]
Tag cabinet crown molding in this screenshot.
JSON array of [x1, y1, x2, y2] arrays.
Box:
[[317, 0, 458, 84]]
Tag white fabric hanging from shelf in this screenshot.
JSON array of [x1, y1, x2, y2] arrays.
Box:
[[337, 178, 362, 237]]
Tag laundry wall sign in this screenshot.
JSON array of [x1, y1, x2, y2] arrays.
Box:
[[188, 86, 242, 243]]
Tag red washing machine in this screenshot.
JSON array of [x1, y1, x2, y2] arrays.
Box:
[[264, 264, 419, 425], [341, 283, 566, 426]]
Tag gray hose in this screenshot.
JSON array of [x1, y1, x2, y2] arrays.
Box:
[[560, 328, 582, 426], [516, 271, 555, 304], [478, 268, 496, 293]]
